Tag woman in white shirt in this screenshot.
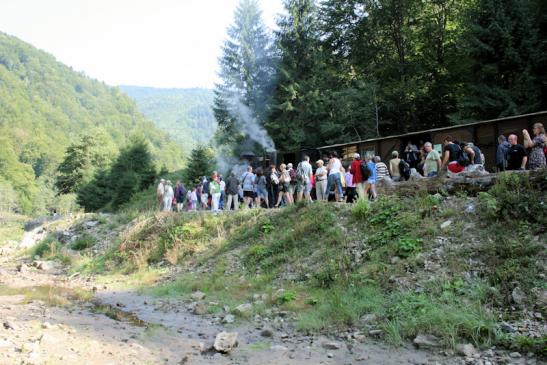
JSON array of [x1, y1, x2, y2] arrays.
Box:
[[326, 151, 344, 202]]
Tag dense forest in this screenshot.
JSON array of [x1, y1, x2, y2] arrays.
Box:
[[0, 32, 184, 215], [120, 86, 217, 154], [214, 0, 547, 156]]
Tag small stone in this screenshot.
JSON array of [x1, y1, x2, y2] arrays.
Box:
[[322, 342, 342, 350], [509, 352, 521, 358], [327, 352, 334, 358], [16, 263, 29, 273], [500, 322, 516, 333], [232, 303, 253, 316], [270, 345, 288, 351], [222, 314, 235, 324], [511, 287, 526, 306], [213, 332, 238, 353], [3, 320, 16, 330], [41, 321, 57, 329], [191, 291, 206, 301], [456, 344, 477, 357], [193, 302, 207, 315], [260, 328, 274, 338], [85, 221, 99, 229], [440, 220, 452, 230], [413, 334, 441, 349], [360, 314, 377, 324], [368, 329, 383, 337]]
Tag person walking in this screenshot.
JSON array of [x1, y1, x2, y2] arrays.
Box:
[[241, 166, 256, 208], [163, 181, 174, 212], [255, 168, 269, 208], [523, 123, 546, 170], [296, 155, 313, 202], [156, 179, 165, 211], [174, 181, 187, 212], [225, 172, 240, 211], [326, 151, 344, 202], [210, 172, 222, 213], [364, 156, 377, 200], [315, 160, 328, 201]]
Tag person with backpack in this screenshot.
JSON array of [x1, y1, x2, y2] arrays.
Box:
[[496, 135, 510, 172], [349, 153, 365, 200], [174, 180, 187, 212], [441, 135, 465, 175], [225, 172, 240, 211], [315, 160, 328, 201], [326, 151, 344, 202], [364, 156, 378, 200], [241, 166, 256, 208], [254, 168, 269, 208], [389, 151, 402, 182], [296, 156, 313, 202]]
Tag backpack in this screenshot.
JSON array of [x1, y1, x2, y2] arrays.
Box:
[[399, 160, 411, 180], [456, 147, 470, 167], [296, 163, 306, 181], [289, 168, 297, 183], [360, 160, 371, 181]]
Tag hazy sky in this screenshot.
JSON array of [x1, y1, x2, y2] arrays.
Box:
[[0, 0, 284, 88]]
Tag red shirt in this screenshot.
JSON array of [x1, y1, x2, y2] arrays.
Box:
[[350, 159, 364, 183]]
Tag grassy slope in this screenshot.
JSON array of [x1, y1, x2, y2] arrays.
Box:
[[34, 172, 546, 354]]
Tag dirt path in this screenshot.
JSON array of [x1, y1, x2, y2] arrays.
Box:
[[0, 230, 463, 365]]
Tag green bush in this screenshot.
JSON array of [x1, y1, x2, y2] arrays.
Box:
[[70, 234, 97, 251]]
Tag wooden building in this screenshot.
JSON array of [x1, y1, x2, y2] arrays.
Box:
[[313, 111, 547, 171]]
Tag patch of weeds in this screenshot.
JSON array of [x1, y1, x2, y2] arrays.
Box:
[[496, 334, 547, 357], [396, 237, 422, 257], [277, 290, 297, 304], [352, 198, 370, 219], [70, 233, 97, 250]]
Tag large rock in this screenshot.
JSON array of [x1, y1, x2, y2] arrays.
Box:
[[511, 287, 526, 306], [213, 332, 238, 353], [413, 334, 441, 348], [232, 303, 253, 316]]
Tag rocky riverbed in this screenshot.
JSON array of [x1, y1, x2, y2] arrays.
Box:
[[0, 217, 543, 365]]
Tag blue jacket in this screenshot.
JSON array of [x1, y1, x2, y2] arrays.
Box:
[[496, 141, 510, 165], [367, 161, 377, 181]]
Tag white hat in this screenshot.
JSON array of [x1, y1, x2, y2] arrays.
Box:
[[353, 153, 360, 159]]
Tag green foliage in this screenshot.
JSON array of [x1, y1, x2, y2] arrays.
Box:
[[183, 145, 216, 185], [0, 32, 184, 214], [352, 198, 370, 219], [277, 290, 297, 304], [77, 138, 157, 211], [70, 233, 97, 251], [119, 86, 216, 154], [396, 237, 422, 257]]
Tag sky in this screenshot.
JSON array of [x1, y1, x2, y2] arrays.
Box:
[[0, 0, 284, 88]]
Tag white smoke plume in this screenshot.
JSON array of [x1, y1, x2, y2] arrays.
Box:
[[228, 95, 276, 152]]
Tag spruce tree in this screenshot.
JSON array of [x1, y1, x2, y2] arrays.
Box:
[[183, 146, 215, 185], [213, 0, 274, 155]]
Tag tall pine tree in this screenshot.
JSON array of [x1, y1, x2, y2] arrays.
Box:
[[213, 0, 275, 155]]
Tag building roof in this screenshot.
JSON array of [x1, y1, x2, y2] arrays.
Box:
[[317, 110, 547, 150]]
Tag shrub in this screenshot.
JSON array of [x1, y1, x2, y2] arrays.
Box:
[[70, 233, 97, 250]]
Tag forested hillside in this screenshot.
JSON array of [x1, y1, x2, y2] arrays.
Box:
[[214, 0, 547, 155], [0, 32, 184, 215], [120, 86, 216, 153]]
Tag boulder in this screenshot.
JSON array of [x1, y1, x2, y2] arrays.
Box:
[[260, 327, 274, 338], [413, 334, 441, 349], [511, 287, 526, 306], [85, 221, 99, 229], [222, 314, 235, 324], [213, 332, 238, 353]]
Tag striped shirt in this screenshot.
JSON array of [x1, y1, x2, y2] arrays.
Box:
[[375, 162, 389, 180]]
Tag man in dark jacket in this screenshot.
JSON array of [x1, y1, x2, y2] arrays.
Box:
[[225, 172, 240, 211], [496, 135, 510, 171]]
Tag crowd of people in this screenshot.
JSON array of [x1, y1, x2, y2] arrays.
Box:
[[155, 123, 546, 212]]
